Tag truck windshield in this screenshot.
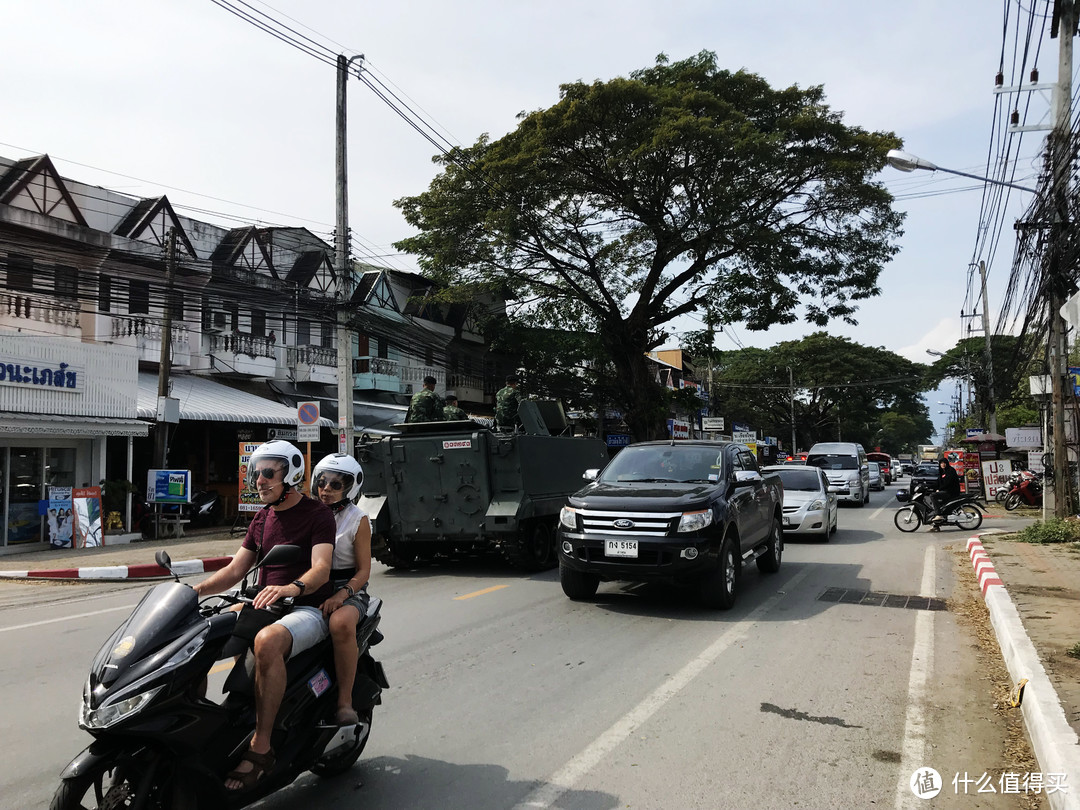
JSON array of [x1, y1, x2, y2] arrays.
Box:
[[805, 453, 858, 471], [601, 446, 724, 484]]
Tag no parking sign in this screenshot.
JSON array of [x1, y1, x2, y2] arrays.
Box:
[[297, 401, 320, 442]]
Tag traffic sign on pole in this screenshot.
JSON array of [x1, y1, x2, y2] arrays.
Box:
[[297, 401, 320, 442]]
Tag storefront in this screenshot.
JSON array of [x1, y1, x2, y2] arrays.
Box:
[[0, 335, 146, 551]]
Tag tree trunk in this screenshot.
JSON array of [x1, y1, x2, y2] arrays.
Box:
[[602, 321, 668, 441]]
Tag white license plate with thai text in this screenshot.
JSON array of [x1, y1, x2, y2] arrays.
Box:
[[605, 539, 638, 558]]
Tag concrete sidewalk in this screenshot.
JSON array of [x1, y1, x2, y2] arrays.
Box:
[[0, 529, 241, 580]]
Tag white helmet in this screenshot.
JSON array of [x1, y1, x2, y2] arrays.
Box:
[[312, 453, 364, 501], [246, 440, 305, 491]]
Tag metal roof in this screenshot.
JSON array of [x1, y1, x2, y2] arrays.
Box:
[[0, 412, 150, 438], [137, 373, 334, 426]]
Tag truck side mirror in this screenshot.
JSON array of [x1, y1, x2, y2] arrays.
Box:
[[733, 470, 762, 486], [583, 469, 599, 481]]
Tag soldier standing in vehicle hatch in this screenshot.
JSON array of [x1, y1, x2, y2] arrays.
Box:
[[406, 375, 445, 422], [495, 374, 523, 431], [443, 393, 468, 421]]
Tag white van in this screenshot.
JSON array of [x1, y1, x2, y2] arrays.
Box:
[[805, 442, 870, 506]]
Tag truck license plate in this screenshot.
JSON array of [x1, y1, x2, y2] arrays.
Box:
[[605, 539, 638, 558]]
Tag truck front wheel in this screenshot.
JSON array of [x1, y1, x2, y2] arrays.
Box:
[[698, 534, 739, 610], [560, 561, 599, 600]]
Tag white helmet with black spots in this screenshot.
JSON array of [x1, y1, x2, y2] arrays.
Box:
[[246, 440, 305, 492], [312, 453, 364, 501]]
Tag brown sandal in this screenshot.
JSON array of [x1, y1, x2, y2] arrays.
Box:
[[225, 747, 275, 791]]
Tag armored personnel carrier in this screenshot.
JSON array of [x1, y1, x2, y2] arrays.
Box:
[[356, 401, 608, 571]]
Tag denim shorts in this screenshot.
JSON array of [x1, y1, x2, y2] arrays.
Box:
[[331, 580, 370, 616], [278, 605, 330, 659]]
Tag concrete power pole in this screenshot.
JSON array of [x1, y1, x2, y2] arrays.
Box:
[[154, 227, 177, 469], [1049, 0, 1074, 516], [977, 261, 998, 435], [336, 53, 364, 457]]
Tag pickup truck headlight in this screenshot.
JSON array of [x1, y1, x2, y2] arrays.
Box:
[[559, 506, 578, 530], [677, 510, 713, 533]]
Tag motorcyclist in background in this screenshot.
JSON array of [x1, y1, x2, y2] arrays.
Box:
[[312, 453, 373, 726], [930, 457, 962, 530]]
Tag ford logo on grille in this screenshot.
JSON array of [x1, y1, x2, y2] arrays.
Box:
[[613, 519, 635, 529]]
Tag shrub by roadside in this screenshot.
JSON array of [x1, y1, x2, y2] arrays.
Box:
[[1014, 516, 1080, 545]]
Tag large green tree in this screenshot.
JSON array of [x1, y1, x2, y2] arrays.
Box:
[[701, 332, 932, 453], [395, 52, 904, 440]]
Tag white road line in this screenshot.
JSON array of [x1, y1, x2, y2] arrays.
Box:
[[0, 604, 134, 633], [894, 543, 937, 809], [870, 500, 891, 521], [513, 566, 812, 810]]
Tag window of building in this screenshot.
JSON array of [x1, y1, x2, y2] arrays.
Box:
[[250, 310, 266, 337], [377, 337, 388, 359], [296, 319, 311, 346], [228, 304, 239, 332], [129, 280, 150, 314], [6, 253, 34, 292], [54, 266, 79, 300], [320, 321, 334, 348], [98, 276, 111, 313], [168, 289, 184, 321]]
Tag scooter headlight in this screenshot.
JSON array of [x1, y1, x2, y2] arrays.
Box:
[[81, 685, 162, 730]]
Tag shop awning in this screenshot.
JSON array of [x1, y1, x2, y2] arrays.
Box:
[[0, 412, 150, 438], [137, 373, 334, 427]]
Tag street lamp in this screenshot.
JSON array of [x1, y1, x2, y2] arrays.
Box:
[[886, 149, 1036, 193]]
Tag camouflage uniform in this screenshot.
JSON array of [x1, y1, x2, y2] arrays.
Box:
[[495, 385, 522, 429], [406, 388, 445, 423], [444, 403, 468, 421]]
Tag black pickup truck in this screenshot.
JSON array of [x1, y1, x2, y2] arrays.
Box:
[[556, 441, 785, 609]]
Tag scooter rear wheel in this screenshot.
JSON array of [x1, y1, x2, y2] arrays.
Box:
[[953, 504, 983, 530], [1004, 492, 1022, 511], [311, 713, 372, 777]]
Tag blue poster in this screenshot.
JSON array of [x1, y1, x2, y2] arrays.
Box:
[[146, 470, 192, 505], [48, 486, 73, 548]]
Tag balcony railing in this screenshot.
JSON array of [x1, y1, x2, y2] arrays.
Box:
[[1, 290, 80, 329], [289, 344, 337, 368], [353, 356, 400, 376], [111, 314, 190, 350], [209, 333, 275, 359]]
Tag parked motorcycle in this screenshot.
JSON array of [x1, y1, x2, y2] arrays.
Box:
[[140, 490, 224, 538], [51, 545, 388, 810], [894, 483, 985, 532], [1004, 471, 1043, 510]]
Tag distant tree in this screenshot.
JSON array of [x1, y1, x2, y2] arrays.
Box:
[[396, 52, 904, 440], [705, 333, 933, 451]]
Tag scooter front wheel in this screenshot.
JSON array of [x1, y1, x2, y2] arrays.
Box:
[[1004, 492, 1022, 511], [894, 505, 922, 533], [51, 753, 194, 810]]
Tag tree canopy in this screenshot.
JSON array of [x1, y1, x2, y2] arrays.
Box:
[[700, 332, 933, 453], [396, 51, 905, 439]]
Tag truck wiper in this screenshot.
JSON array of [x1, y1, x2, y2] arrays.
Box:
[[629, 477, 678, 483]]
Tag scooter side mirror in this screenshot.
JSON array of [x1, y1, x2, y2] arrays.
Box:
[[241, 544, 303, 593], [155, 550, 172, 569]]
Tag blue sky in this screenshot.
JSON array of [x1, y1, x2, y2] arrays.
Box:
[[3, 0, 1053, 438]]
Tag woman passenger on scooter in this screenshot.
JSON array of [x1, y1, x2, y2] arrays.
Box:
[[931, 457, 961, 530], [312, 453, 372, 725]]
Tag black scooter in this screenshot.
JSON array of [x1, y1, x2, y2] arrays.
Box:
[[51, 545, 388, 809], [893, 483, 985, 532]]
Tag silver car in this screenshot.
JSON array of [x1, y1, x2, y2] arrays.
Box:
[[763, 465, 838, 540], [868, 462, 884, 491]]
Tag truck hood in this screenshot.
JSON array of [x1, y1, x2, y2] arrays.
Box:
[[569, 480, 719, 511]]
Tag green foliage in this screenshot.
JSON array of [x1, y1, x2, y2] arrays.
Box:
[[1015, 517, 1080, 544], [704, 332, 932, 452], [99, 479, 138, 516], [1067, 642, 1080, 660], [395, 51, 904, 440]]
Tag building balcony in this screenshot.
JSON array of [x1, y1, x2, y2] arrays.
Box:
[[446, 372, 488, 404], [398, 364, 444, 396], [206, 332, 275, 377], [110, 314, 192, 366], [0, 290, 81, 337], [353, 355, 400, 393], [288, 344, 337, 385]]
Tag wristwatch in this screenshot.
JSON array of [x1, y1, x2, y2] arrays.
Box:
[[292, 579, 306, 595], [341, 584, 356, 598]]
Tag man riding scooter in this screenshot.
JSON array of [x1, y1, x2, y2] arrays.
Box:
[[930, 457, 961, 531]]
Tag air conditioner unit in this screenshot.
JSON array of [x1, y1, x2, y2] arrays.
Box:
[[212, 312, 227, 330]]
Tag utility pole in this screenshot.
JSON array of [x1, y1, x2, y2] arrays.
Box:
[[977, 261, 998, 435], [787, 366, 796, 456], [1049, 0, 1074, 516], [336, 53, 364, 457], [154, 227, 177, 470]]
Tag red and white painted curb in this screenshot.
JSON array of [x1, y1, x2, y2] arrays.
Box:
[[966, 536, 1080, 810], [0, 556, 232, 581]]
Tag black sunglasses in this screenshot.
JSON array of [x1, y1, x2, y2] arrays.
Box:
[[316, 477, 345, 491], [254, 467, 281, 480]]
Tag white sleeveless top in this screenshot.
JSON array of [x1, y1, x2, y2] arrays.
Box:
[[331, 502, 368, 570]]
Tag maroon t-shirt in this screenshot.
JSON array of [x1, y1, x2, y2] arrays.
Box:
[[242, 495, 336, 607]]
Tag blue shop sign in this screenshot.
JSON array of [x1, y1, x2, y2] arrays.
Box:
[[146, 469, 192, 505], [606, 433, 631, 447]]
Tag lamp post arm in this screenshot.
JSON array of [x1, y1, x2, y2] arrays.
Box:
[[930, 165, 1037, 194]]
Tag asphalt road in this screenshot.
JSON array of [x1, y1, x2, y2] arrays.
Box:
[[1, 481, 1035, 809]]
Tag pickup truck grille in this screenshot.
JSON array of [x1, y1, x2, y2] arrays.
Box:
[[577, 509, 681, 537]]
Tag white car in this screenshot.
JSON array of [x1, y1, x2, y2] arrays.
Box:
[[763, 465, 838, 541], [868, 461, 884, 491]]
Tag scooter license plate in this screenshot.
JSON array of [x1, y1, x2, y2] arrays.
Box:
[[605, 539, 638, 558]]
